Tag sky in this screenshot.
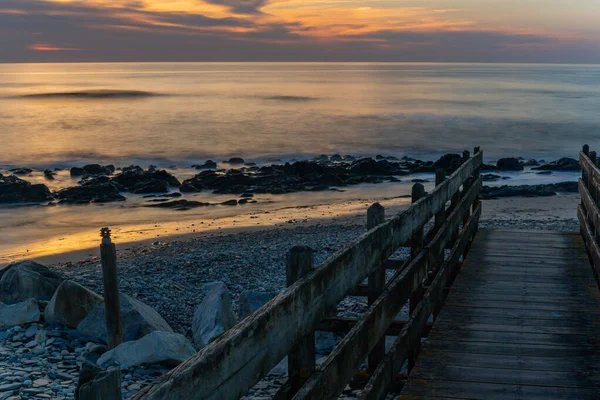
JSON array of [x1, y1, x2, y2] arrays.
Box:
[[1, 0, 600, 63]]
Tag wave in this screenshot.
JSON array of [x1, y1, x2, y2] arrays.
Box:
[[18, 90, 158, 99], [262, 95, 318, 102]]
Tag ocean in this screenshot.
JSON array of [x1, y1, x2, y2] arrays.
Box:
[[0, 62, 593, 264], [2, 62, 600, 168]]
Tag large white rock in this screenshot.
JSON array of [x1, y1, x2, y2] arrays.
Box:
[[77, 293, 173, 343], [192, 282, 236, 349], [0, 298, 40, 327], [237, 290, 279, 320], [45, 281, 103, 328], [97, 331, 195, 368], [0, 260, 62, 303]]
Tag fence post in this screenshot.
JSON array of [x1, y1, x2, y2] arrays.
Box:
[[448, 158, 461, 247], [287, 246, 316, 394], [583, 145, 590, 187], [408, 184, 425, 371], [100, 228, 123, 350], [367, 203, 386, 372], [590, 151, 597, 205], [473, 147, 481, 212], [434, 169, 446, 231]]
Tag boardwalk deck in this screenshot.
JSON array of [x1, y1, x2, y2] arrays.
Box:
[[399, 228, 600, 400]]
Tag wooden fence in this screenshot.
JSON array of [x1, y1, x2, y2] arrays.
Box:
[[578, 144, 600, 284], [133, 148, 484, 400]]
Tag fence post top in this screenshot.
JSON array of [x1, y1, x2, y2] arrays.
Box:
[[100, 227, 112, 245], [412, 183, 426, 200], [288, 245, 313, 254], [583, 144, 590, 155], [368, 202, 384, 212]]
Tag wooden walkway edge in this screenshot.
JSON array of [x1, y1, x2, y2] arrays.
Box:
[[399, 229, 600, 400]]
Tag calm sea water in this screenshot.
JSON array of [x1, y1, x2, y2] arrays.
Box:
[[2, 62, 600, 168]]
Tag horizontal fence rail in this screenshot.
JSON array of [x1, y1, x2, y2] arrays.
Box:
[[134, 149, 484, 400], [578, 145, 600, 284]]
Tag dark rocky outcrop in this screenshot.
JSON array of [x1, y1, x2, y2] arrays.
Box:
[[480, 181, 578, 199], [496, 158, 524, 171], [0, 174, 51, 203], [144, 200, 210, 210], [111, 166, 180, 194], [0, 260, 63, 303], [533, 157, 580, 171], [227, 157, 245, 164], [56, 182, 125, 204], [192, 160, 217, 170], [9, 168, 33, 175]]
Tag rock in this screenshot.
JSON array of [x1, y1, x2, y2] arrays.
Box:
[[315, 154, 329, 162], [9, 168, 33, 175], [0, 174, 52, 203], [43, 169, 56, 180], [44, 281, 103, 328], [70, 167, 86, 177], [0, 299, 40, 327], [111, 166, 180, 193], [55, 182, 125, 204], [221, 199, 238, 206], [144, 199, 210, 211], [97, 331, 195, 368], [0, 260, 62, 303], [433, 154, 462, 169], [533, 157, 580, 171], [193, 160, 217, 170], [237, 291, 279, 320], [330, 154, 343, 162], [83, 164, 113, 176], [496, 158, 524, 171], [77, 293, 173, 343], [192, 282, 236, 349], [227, 157, 245, 164], [480, 181, 578, 199], [522, 159, 539, 167]]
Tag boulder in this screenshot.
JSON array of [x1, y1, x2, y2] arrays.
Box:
[[9, 168, 33, 175], [330, 154, 343, 162], [111, 166, 180, 193], [70, 167, 86, 177], [237, 291, 279, 320], [433, 154, 462, 169], [533, 157, 580, 171], [0, 298, 40, 327], [0, 260, 62, 303], [77, 293, 173, 343], [228, 157, 245, 164], [44, 281, 103, 328], [496, 158, 524, 171], [83, 164, 113, 176], [193, 160, 217, 170], [0, 174, 51, 203], [192, 282, 236, 349], [55, 182, 125, 204], [144, 199, 210, 211], [97, 331, 195, 368]]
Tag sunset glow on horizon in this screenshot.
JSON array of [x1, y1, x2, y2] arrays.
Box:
[[1, 0, 599, 63]]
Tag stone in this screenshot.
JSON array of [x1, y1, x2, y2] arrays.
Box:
[[192, 282, 236, 349], [193, 160, 217, 170], [44, 281, 103, 328], [0, 174, 51, 204], [77, 293, 173, 343], [227, 157, 245, 164], [0, 299, 40, 327], [97, 331, 195, 368], [496, 157, 524, 171], [0, 260, 62, 303], [55, 182, 125, 204], [533, 157, 581, 171], [237, 290, 279, 320]]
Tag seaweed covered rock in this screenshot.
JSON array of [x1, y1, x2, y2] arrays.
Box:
[[111, 166, 180, 194]]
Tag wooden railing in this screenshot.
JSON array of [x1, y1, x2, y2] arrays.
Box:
[[578, 144, 600, 284], [134, 148, 484, 400]]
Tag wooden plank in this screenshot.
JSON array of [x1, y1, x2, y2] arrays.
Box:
[[359, 204, 481, 400], [439, 305, 600, 320], [400, 379, 599, 400], [432, 320, 600, 336], [578, 204, 600, 284], [442, 299, 600, 312], [134, 150, 482, 400], [421, 340, 597, 357]]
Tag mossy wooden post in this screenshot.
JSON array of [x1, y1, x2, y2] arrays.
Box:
[[287, 246, 316, 395], [367, 203, 386, 372], [100, 228, 123, 350], [77, 364, 122, 400], [408, 183, 425, 371]]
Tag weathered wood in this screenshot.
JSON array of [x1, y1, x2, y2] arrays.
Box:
[[367, 203, 386, 372], [434, 169, 446, 230], [399, 227, 600, 400], [77, 365, 122, 400], [578, 205, 600, 284], [316, 317, 432, 337], [286, 246, 316, 395], [360, 204, 481, 400], [99, 228, 123, 350], [135, 152, 483, 400]]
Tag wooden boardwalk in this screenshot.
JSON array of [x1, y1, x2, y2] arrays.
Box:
[[400, 228, 600, 400]]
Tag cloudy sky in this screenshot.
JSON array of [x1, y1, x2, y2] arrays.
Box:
[[1, 0, 599, 63]]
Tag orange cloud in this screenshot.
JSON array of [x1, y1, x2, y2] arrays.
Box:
[[27, 43, 80, 51]]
